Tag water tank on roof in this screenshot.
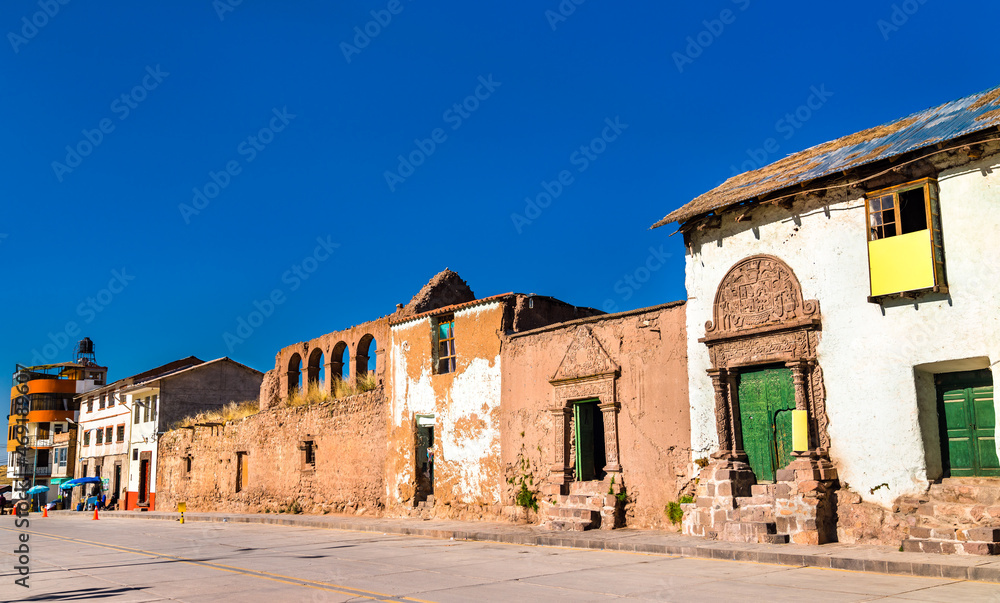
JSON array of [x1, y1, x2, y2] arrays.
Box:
[[75, 338, 96, 364]]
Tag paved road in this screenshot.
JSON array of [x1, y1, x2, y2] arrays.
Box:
[[2, 516, 999, 602]]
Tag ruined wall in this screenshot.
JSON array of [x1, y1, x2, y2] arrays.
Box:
[[387, 302, 505, 520], [501, 302, 691, 529], [158, 361, 263, 429], [157, 388, 386, 515], [274, 317, 390, 401]]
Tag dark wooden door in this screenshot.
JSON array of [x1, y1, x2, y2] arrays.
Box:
[[738, 367, 796, 482], [939, 370, 998, 477], [138, 460, 149, 503]]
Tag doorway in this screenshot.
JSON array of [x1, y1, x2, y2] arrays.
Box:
[[415, 416, 434, 503], [113, 463, 122, 498], [938, 369, 998, 477], [574, 399, 606, 482], [138, 460, 149, 504], [738, 366, 796, 482], [236, 452, 249, 493]]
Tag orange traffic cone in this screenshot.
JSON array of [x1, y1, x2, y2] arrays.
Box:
[[42, 507, 48, 518], [92, 506, 99, 520]]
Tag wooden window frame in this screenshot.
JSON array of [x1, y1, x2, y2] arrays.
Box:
[[116, 424, 125, 443], [434, 315, 457, 375], [864, 177, 948, 301], [83, 430, 90, 446], [105, 426, 112, 445], [96, 428, 103, 445]]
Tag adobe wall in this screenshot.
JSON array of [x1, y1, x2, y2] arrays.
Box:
[[157, 388, 386, 515], [387, 302, 506, 520], [158, 361, 263, 429], [267, 317, 390, 408], [501, 302, 692, 529]]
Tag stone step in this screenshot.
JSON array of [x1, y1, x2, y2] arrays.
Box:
[[750, 484, 777, 498], [568, 481, 607, 496], [917, 502, 1000, 524], [546, 507, 601, 523], [722, 520, 776, 540], [735, 495, 775, 507], [928, 480, 1000, 506], [902, 538, 1000, 556], [738, 506, 775, 523], [910, 524, 1000, 543], [541, 518, 590, 531]]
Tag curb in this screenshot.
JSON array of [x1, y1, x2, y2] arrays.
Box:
[[48, 510, 1000, 583]]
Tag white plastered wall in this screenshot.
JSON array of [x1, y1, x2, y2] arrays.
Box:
[[684, 152, 1000, 506]]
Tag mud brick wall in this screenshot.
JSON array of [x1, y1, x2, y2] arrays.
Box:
[[502, 302, 691, 529], [157, 388, 386, 515]]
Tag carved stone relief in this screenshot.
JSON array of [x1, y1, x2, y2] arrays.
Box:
[[702, 255, 830, 458], [706, 255, 819, 336]]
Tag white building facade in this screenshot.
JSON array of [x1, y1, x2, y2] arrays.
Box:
[[657, 85, 1000, 550]]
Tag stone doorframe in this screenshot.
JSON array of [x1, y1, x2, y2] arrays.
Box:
[[700, 254, 831, 463], [547, 373, 622, 489]]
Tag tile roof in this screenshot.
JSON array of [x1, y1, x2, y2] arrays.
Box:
[[652, 84, 1000, 229]]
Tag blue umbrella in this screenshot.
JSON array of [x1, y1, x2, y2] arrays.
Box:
[[26, 485, 48, 495], [60, 476, 101, 490]]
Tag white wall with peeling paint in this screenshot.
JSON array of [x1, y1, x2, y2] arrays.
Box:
[[684, 152, 1000, 507], [387, 302, 505, 508]]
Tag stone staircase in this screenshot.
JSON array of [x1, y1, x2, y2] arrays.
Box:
[[902, 478, 1000, 555], [540, 481, 613, 531], [720, 483, 789, 544], [413, 495, 435, 520]]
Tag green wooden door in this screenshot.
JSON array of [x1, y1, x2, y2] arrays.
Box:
[[939, 370, 999, 477], [574, 401, 597, 482], [738, 368, 796, 482]]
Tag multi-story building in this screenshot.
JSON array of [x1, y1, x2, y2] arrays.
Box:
[[74, 356, 202, 507], [124, 357, 262, 510], [5, 338, 107, 507]]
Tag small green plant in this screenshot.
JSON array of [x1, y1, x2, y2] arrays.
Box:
[[608, 476, 627, 502], [679, 495, 694, 504], [666, 501, 684, 525], [506, 447, 538, 513], [694, 457, 709, 468]]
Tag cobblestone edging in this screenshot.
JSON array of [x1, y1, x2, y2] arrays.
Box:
[[53, 510, 1000, 583]]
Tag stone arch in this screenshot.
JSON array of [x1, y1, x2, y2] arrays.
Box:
[[306, 347, 324, 390], [286, 353, 302, 396], [356, 334, 376, 379], [330, 341, 348, 384]]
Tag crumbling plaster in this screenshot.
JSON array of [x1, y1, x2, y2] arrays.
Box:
[[387, 302, 505, 514]]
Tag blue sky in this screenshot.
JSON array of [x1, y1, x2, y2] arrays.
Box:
[[1, 0, 998, 385]]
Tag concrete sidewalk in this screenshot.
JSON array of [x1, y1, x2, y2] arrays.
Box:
[[49, 508, 1000, 583]]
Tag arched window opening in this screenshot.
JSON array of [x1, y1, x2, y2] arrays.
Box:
[[307, 348, 325, 392], [356, 334, 377, 378], [287, 353, 302, 396]]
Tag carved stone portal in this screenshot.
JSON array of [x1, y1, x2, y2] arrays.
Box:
[[548, 326, 621, 489], [700, 255, 830, 459]]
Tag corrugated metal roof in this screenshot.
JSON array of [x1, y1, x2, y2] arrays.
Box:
[[653, 84, 1000, 229]]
